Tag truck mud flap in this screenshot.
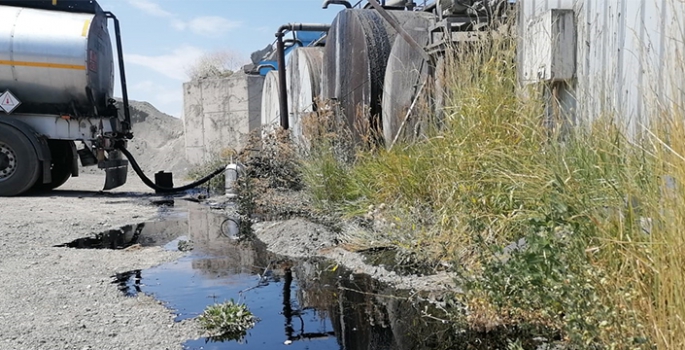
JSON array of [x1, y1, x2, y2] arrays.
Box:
[[103, 161, 128, 191]]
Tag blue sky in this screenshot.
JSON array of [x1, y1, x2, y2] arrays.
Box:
[[97, 0, 338, 118]]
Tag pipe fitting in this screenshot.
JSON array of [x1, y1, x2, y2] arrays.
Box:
[[274, 23, 332, 130], [276, 23, 332, 37], [322, 0, 352, 9]]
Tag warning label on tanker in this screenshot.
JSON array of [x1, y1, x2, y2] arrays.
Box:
[[0, 90, 21, 114]]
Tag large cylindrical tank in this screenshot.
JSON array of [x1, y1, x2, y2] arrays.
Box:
[[260, 70, 281, 138], [0, 5, 114, 116], [287, 47, 324, 146], [381, 12, 436, 146], [321, 9, 421, 143]]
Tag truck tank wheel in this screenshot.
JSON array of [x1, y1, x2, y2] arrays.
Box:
[[32, 140, 75, 191], [321, 9, 394, 144], [261, 70, 281, 141], [287, 47, 324, 148], [381, 12, 436, 146], [321, 9, 423, 145], [0, 124, 41, 196]]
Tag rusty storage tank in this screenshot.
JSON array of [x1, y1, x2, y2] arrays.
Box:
[[0, 1, 114, 115], [381, 12, 436, 146], [287, 47, 324, 147], [321, 9, 430, 144], [260, 70, 282, 139]]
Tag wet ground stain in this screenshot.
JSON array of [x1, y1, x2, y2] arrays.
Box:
[[57, 200, 532, 349]]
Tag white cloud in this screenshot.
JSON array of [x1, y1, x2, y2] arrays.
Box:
[[130, 80, 182, 117], [125, 0, 173, 18], [131, 81, 178, 105], [126, 45, 205, 81], [183, 16, 242, 36], [125, 0, 240, 37], [171, 19, 187, 31]]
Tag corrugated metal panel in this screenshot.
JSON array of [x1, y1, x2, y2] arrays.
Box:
[[519, 0, 685, 137]]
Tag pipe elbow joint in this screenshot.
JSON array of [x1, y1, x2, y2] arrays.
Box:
[[322, 0, 352, 9]]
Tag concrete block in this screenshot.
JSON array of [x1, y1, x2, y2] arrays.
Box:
[[183, 73, 264, 165], [185, 146, 206, 165], [247, 75, 265, 132], [522, 9, 576, 83], [183, 81, 205, 163], [201, 77, 249, 114]]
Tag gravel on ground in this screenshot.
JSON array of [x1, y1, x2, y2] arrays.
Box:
[[0, 174, 203, 350], [253, 219, 457, 293], [0, 157, 456, 350]]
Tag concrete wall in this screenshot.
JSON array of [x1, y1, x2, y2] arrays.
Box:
[[518, 0, 685, 138], [183, 72, 264, 165]]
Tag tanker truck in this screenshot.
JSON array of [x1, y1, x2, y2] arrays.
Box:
[[0, 0, 131, 196]]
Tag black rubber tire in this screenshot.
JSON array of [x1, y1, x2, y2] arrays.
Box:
[[322, 10, 428, 145], [32, 140, 74, 191], [0, 124, 41, 196], [321, 9, 398, 144]]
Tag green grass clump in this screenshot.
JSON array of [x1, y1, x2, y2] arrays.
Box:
[[198, 299, 258, 342], [301, 19, 685, 349]]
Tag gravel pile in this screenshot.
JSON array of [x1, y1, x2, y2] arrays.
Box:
[[253, 219, 338, 258], [252, 219, 456, 293], [123, 101, 190, 177], [82, 101, 190, 178]]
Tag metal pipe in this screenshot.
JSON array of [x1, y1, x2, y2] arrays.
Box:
[[283, 39, 304, 47], [276, 23, 332, 35], [256, 64, 277, 71], [276, 34, 288, 130], [275, 23, 331, 130], [104, 12, 132, 137], [310, 34, 328, 47], [322, 0, 352, 8]]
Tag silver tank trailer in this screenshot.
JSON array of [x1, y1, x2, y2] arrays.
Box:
[[0, 5, 114, 116]]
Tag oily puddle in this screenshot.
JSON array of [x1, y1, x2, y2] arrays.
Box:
[[56, 205, 466, 350], [134, 253, 456, 350]]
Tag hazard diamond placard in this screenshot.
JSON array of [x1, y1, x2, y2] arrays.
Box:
[[0, 90, 21, 114]]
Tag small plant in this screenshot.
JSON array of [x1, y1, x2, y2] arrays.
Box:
[[186, 50, 245, 81], [198, 299, 258, 342], [251, 128, 303, 190]]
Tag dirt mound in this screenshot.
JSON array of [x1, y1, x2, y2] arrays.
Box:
[[122, 100, 190, 177], [79, 100, 190, 179]]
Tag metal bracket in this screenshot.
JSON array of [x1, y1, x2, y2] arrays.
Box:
[[425, 17, 489, 55]]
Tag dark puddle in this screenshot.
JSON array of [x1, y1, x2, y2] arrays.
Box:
[[54, 216, 195, 250], [57, 203, 529, 349], [55, 199, 238, 251], [118, 248, 458, 350]]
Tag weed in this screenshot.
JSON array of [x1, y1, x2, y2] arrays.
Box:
[[198, 299, 258, 342]]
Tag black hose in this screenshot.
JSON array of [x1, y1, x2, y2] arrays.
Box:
[[116, 145, 226, 193]]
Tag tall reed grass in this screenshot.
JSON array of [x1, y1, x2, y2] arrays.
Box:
[[301, 14, 685, 349]]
